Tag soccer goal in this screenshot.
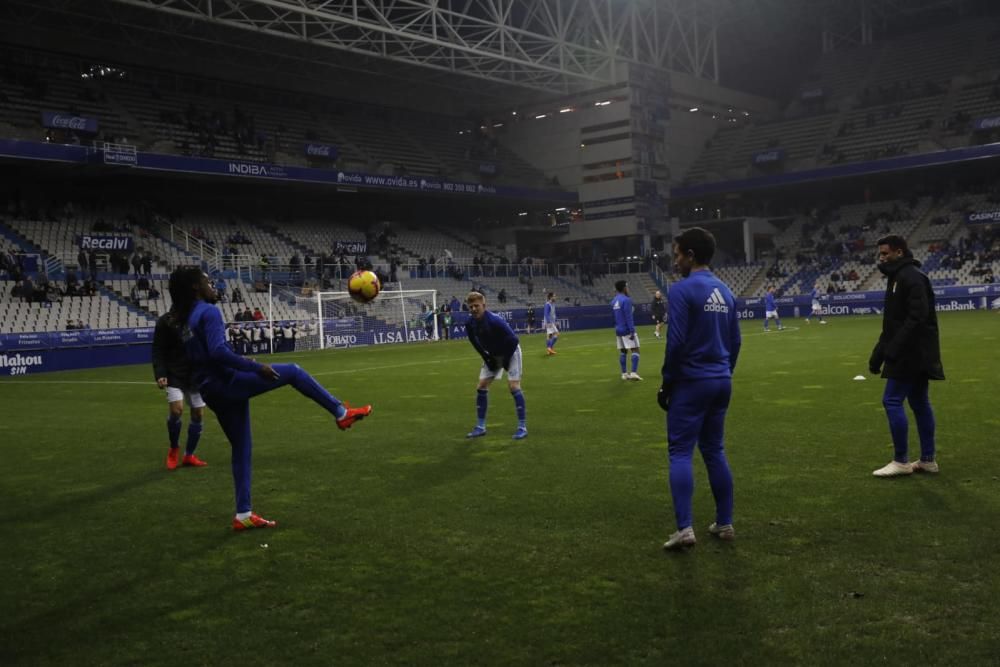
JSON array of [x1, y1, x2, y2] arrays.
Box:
[[300, 289, 439, 351]]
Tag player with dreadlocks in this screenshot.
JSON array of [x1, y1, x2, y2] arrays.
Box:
[[168, 266, 372, 531]]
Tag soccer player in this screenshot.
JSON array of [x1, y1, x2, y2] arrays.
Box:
[[651, 290, 667, 339], [612, 280, 641, 380], [659, 227, 741, 550], [763, 286, 783, 332], [464, 291, 527, 440], [868, 235, 944, 477], [543, 291, 559, 355], [169, 266, 372, 531], [804, 282, 827, 324], [152, 308, 206, 470]]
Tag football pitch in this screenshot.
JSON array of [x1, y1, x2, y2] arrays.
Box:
[[1, 311, 998, 666]]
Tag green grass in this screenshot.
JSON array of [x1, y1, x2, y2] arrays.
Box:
[[1, 311, 999, 666]]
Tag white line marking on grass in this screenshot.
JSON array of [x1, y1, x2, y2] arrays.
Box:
[[0, 380, 152, 386], [742, 326, 801, 337]]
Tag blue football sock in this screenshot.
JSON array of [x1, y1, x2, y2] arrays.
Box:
[[546, 338, 553, 349], [167, 415, 182, 448], [185, 419, 203, 455], [550, 336, 558, 348], [631, 353, 639, 373], [619, 352, 627, 373], [776, 318, 782, 328], [511, 389, 526, 427], [476, 389, 488, 427]]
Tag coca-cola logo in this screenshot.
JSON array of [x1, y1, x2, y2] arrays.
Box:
[[307, 144, 331, 157], [52, 115, 87, 130]]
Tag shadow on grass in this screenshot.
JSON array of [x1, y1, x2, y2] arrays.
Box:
[[0, 468, 164, 525], [1, 532, 235, 665]]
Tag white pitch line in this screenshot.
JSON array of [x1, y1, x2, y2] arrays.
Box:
[[0, 329, 781, 387], [742, 326, 801, 337]]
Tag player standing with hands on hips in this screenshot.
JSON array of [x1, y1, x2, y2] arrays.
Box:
[[464, 291, 527, 440], [659, 228, 742, 550], [868, 235, 944, 477], [612, 280, 641, 380], [169, 266, 372, 531]]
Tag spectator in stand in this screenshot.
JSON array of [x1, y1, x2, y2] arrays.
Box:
[[215, 277, 227, 302], [131, 251, 142, 276], [231, 286, 243, 304], [497, 288, 507, 304], [21, 275, 35, 303], [65, 268, 79, 294], [142, 252, 153, 275], [66, 320, 76, 330], [252, 307, 265, 322], [242, 307, 254, 322], [77, 248, 89, 279]]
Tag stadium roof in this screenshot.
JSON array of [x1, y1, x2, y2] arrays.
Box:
[[2, 0, 993, 107]]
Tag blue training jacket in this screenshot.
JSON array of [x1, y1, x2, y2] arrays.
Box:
[[185, 300, 263, 385], [662, 270, 741, 384], [543, 301, 556, 324], [466, 310, 519, 365], [765, 292, 777, 311], [611, 293, 635, 336]]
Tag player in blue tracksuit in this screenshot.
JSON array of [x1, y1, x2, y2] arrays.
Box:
[[763, 286, 783, 331], [612, 281, 641, 380], [464, 291, 527, 440], [805, 283, 827, 324], [543, 292, 559, 355], [659, 228, 742, 550], [169, 266, 372, 531]]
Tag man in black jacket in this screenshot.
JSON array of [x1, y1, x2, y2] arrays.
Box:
[[153, 310, 207, 470], [651, 290, 667, 339], [868, 235, 944, 477]]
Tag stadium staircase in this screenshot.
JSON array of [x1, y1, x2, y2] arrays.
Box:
[[137, 222, 210, 272], [0, 220, 64, 277], [634, 273, 659, 299], [100, 86, 155, 148], [258, 224, 314, 259], [547, 273, 603, 303], [97, 282, 156, 323], [435, 227, 507, 262]]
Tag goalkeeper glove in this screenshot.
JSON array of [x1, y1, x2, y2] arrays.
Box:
[[657, 382, 672, 412]]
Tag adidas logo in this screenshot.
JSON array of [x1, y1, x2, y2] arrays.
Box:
[[704, 287, 730, 313]]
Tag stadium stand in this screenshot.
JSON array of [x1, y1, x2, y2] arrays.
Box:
[[0, 45, 550, 189], [683, 17, 1000, 183]]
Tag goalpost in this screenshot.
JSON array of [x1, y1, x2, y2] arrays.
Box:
[[299, 289, 439, 351]]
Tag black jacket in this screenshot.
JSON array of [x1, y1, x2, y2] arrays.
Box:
[[651, 297, 666, 319], [152, 312, 195, 390], [869, 256, 944, 381]]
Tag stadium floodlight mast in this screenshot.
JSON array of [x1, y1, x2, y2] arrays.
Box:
[[104, 0, 724, 91]]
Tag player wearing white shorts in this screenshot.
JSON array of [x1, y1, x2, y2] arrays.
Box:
[[612, 280, 642, 380], [153, 310, 207, 470], [804, 282, 827, 324], [543, 291, 559, 355], [763, 286, 784, 331], [465, 291, 527, 440]]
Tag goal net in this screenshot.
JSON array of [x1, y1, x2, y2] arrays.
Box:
[[292, 289, 439, 352]]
